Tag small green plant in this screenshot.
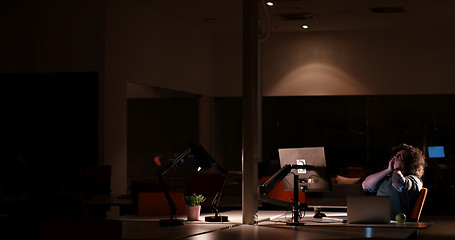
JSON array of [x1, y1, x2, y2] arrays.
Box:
[[184, 193, 206, 206]]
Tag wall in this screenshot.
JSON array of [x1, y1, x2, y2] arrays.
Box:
[[106, 1, 217, 97], [261, 28, 455, 96], [0, 0, 104, 73], [212, 33, 243, 97], [0, 1, 110, 190], [3, 1, 455, 196], [0, 0, 231, 194], [106, 1, 224, 194]]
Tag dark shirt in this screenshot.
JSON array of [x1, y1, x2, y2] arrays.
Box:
[[365, 175, 422, 219]]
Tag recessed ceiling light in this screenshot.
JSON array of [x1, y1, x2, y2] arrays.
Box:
[[266, 1, 274, 6], [370, 7, 405, 13], [302, 25, 309, 29]]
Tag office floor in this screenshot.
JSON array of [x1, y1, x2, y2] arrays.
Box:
[[418, 215, 455, 240]]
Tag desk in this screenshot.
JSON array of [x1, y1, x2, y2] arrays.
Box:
[[117, 210, 286, 223], [82, 194, 132, 218], [181, 224, 419, 240], [260, 211, 432, 229], [118, 210, 431, 240], [118, 211, 284, 240], [122, 221, 236, 240]]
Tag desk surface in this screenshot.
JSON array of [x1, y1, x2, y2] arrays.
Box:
[[181, 224, 418, 240], [119, 210, 431, 240], [121, 222, 419, 240], [117, 210, 287, 223], [261, 210, 432, 229], [118, 210, 432, 229], [122, 221, 237, 240]]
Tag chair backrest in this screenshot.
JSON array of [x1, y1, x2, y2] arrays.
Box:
[[260, 176, 306, 204], [189, 173, 224, 196], [409, 187, 428, 222], [130, 180, 169, 214], [137, 192, 186, 216]]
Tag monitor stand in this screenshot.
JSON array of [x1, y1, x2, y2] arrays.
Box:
[[286, 174, 306, 226]]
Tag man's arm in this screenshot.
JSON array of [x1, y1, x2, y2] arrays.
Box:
[[391, 169, 405, 190], [362, 159, 394, 190]]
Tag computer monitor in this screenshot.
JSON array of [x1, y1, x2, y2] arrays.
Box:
[[428, 146, 445, 158], [278, 147, 330, 192]]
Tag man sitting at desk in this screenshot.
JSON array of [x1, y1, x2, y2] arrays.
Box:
[[362, 143, 426, 219]]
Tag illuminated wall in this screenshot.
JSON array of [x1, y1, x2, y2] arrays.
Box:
[[261, 29, 455, 96]]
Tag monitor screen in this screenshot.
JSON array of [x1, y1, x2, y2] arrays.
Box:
[[428, 146, 445, 158], [278, 147, 330, 192]]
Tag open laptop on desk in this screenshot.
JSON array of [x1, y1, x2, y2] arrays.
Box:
[[347, 196, 390, 224]]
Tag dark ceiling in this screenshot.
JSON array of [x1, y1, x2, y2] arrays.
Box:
[[139, 0, 455, 34]]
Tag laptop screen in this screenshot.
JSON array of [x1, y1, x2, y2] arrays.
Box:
[[347, 196, 391, 224]]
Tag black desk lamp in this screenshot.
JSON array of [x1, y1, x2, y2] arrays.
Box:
[[156, 143, 228, 226], [190, 144, 229, 222], [259, 164, 316, 226]]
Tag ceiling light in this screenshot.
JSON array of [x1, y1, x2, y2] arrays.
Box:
[[266, 1, 273, 6], [302, 25, 309, 29], [370, 7, 405, 13]]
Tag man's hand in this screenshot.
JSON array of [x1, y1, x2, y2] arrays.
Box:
[[388, 158, 395, 173]]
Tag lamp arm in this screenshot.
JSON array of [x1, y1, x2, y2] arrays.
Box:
[[156, 147, 192, 220], [259, 164, 316, 195], [157, 169, 177, 219], [159, 147, 192, 176], [211, 168, 227, 216], [260, 164, 293, 195]]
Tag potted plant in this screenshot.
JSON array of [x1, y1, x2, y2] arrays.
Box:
[[184, 193, 206, 221]]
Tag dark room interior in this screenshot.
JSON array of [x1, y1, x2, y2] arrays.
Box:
[[1, 0, 455, 239]]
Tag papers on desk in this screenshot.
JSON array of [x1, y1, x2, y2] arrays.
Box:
[[258, 211, 349, 225], [266, 216, 347, 225]]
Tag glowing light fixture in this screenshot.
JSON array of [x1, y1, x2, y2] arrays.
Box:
[[302, 25, 309, 29], [266, 1, 273, 6]]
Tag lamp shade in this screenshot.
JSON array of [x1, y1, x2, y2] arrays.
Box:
[[190, 144, 214, 170]]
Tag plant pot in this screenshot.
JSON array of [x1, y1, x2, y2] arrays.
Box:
[[186, 205, 201, 221]]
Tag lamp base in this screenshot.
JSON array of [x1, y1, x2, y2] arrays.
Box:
[[159, 218, 184, 226], [286, 221, 306, 226], [205, 215, 229, 222]]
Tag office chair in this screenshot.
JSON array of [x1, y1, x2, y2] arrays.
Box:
[[137, 192, 186, 215], [130, 180, 169, 214], [409, 187, 428, 222], [189, 173, 224, 196]]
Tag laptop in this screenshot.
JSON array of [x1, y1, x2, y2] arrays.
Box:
[[347, 196, 391, 224]]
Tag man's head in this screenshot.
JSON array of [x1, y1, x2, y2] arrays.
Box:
[[391, 144, 426, 178]]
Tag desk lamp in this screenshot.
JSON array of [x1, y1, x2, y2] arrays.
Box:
[[259, 164, 316, 226], [190, 144, 229, 222], [156, 143, 228, 226]]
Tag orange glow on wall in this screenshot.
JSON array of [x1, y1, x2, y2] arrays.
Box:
[[265, 62, 371, 96]]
